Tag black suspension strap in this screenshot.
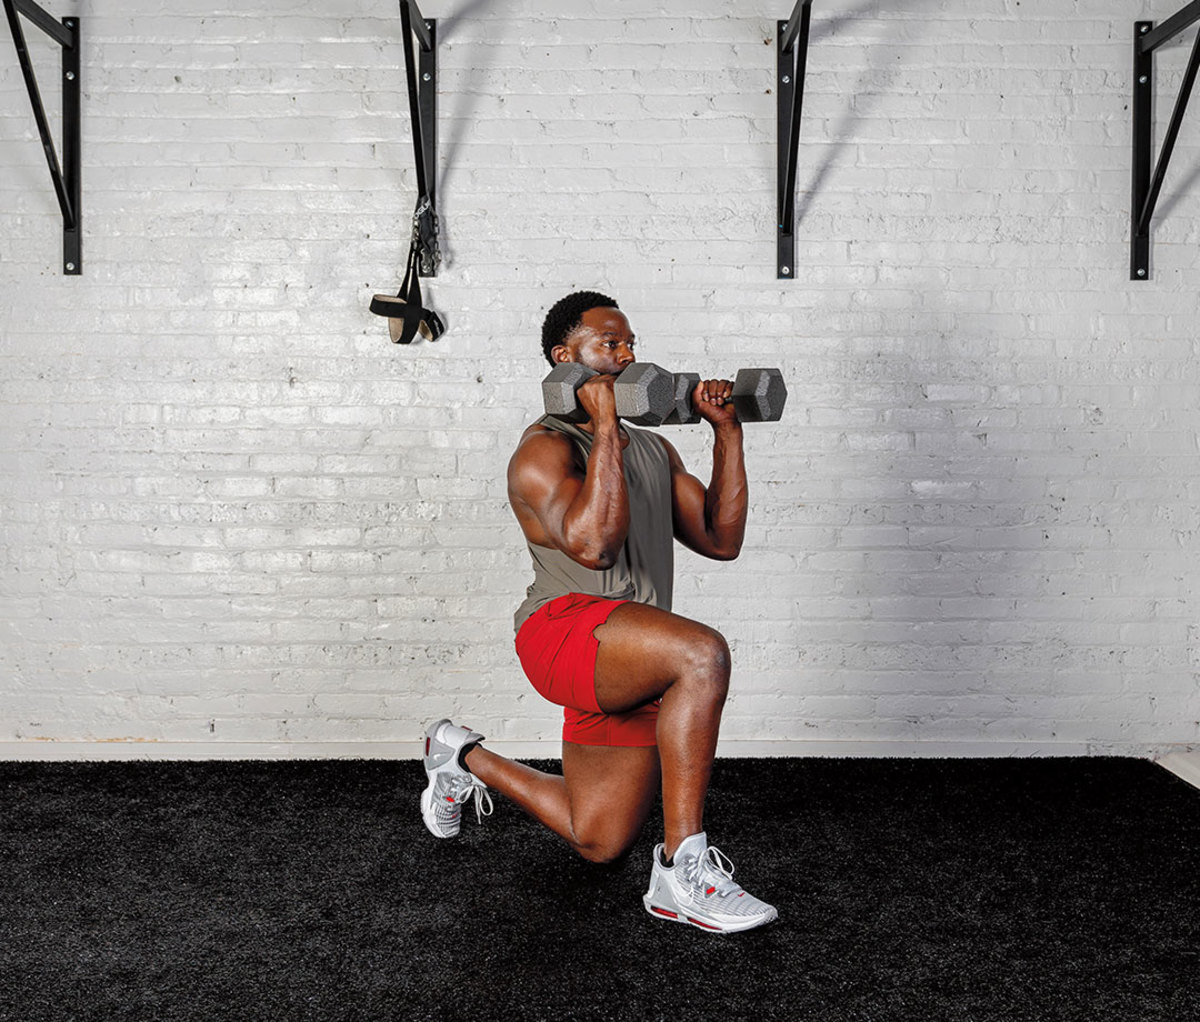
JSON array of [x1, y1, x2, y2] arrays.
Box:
[[370, 196, 444, 344], [370, 0, 443, 343]]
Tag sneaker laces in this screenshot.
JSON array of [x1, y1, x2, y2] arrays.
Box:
[[441, 773, 494, 825], [681, 844, 741, 898]]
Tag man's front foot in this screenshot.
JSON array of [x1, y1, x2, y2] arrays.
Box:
[[643, 832, 777, 933], [421, 718, 492, 839]]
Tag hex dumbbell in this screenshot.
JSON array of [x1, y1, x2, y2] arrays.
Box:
[[542, 362, 787, 426]]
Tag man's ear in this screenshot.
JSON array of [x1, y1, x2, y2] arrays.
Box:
[[551, 345, 570, 364]]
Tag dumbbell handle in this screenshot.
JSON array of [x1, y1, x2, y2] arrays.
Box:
[[664, 368, 787, 425]]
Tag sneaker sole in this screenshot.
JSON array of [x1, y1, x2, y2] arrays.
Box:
[[420, 783, 459, 839], [643, 896, 778, 933], [421, 718, 457, 838]]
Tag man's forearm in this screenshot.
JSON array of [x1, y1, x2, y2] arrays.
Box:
[[562, 421, 630, 568], [704, 422, 748, 556]]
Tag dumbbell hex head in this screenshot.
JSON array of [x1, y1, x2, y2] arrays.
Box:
[[542, 362, 598, 421], [662, 372, 701, 425], [613, 362, 676, 426], [731, 368, 787, 422]]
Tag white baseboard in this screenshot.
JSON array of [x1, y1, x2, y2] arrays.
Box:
[[0, 738, 1186, 762], [1156, 752, 1200, 791]]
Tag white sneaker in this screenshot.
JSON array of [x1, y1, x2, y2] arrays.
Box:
[[643, 832, 778, 933], [421, 718, 492, 839]]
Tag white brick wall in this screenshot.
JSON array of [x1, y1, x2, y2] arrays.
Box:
[[2, 0, 1199, 758]]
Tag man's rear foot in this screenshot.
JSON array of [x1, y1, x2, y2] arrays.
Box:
[[421, 718, 492, 839]]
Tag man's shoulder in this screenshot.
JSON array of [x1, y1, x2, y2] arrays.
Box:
[[511, 420, 576, 470]]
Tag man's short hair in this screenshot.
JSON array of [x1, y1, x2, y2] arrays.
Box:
[[540, 291, 619, 366]]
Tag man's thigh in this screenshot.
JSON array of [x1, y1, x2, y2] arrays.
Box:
[[592, 601, 725, 714]]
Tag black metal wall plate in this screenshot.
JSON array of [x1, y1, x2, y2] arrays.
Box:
[[3, 0, 82, 273], [1130, 2, 1200, 280], [777, 1, 812, 281]]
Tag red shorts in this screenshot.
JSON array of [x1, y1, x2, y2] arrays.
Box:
[[515, 593, 660, 747]]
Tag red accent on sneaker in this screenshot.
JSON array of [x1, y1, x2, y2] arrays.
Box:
[[425, 737, 430, 756], [706, 886, 717, 895], [445, 795, 456, 802], [651, 907, 678, 919], [688, 916, 722, 931]]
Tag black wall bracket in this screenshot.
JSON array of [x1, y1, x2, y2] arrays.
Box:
[[777, 0, 813, 280], [399, 0, 438, 277], [3, 0, 80, 275], [1131, 2, 1200, 280]]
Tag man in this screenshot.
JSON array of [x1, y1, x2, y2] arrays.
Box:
[[420, 291, 777, 933]]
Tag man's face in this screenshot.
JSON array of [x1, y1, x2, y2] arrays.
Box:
[[553, 307, 637, 376]]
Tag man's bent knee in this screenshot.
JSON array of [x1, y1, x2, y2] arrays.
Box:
[[569, 812, 643, 864], [680, 626, 731, 700], [574, 833, 638, 865]]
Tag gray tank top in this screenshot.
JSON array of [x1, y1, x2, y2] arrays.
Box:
[[514, 415, 675, 633]]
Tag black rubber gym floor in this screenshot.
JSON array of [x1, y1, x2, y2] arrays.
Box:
[[1, 757, 1197, 1021]]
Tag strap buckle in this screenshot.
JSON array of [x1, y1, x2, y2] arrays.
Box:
[[412, 195, 441, 277]]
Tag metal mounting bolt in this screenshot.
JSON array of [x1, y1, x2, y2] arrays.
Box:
[[423, 72, 431, 81], [781, 266, 791, 276], [1141, 24, 1149, 32], [1137, 268, 1146, 277], [782, 22, 788, 31], [65, 71, 75, 80], [1139, 75, 1148, 84], [65, 262, 75, 271], [782, 75, 791, 84]]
